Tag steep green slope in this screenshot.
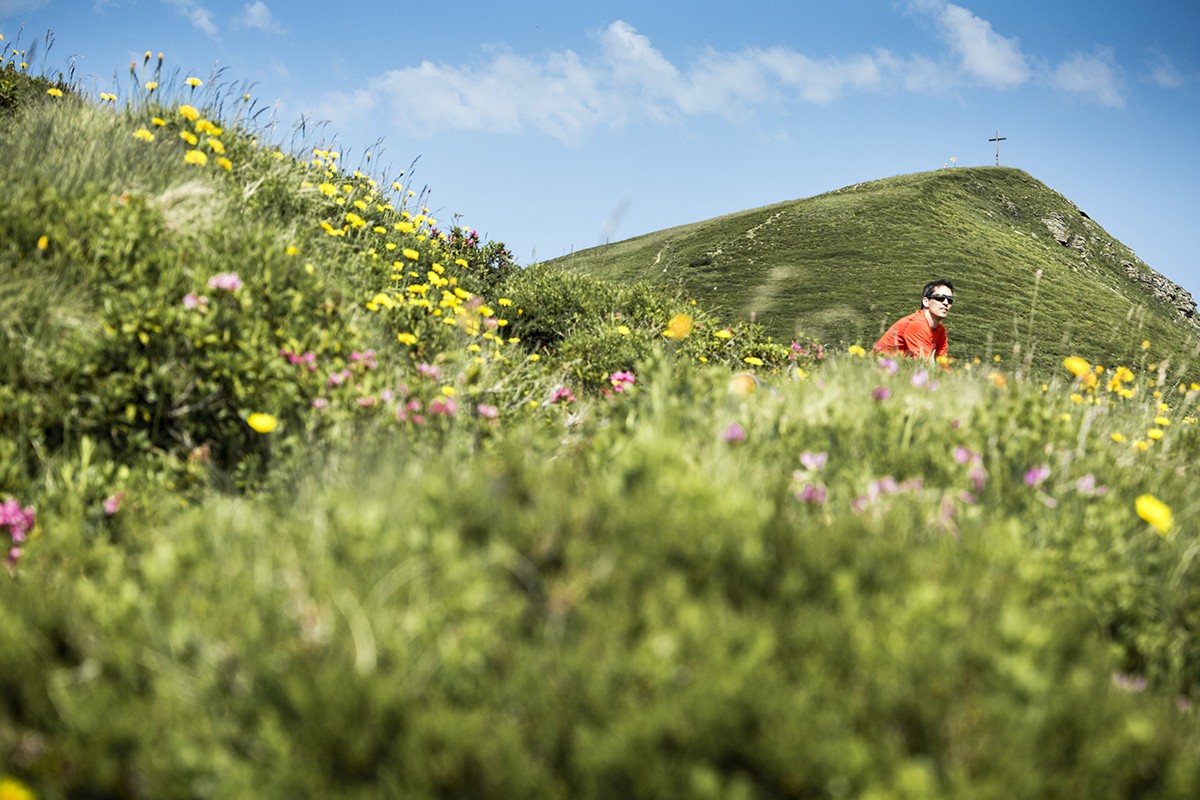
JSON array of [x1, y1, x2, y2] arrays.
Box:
[[547, 168, 1200, 373]]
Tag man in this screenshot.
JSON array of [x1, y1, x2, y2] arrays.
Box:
[[873, 279, 954, 360]]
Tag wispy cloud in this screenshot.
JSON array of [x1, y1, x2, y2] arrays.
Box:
[[238, 1, 283, 35], [1048, 48, 1124, 107], [163, 0, 217, 37], [0, 0, 49, 14], [319, 8, 1133, 141]]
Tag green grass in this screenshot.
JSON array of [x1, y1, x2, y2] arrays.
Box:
[[2, 62, 1200, 799], [547, 168, 1200, 377]]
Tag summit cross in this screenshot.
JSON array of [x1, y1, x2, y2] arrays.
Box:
[[989, 129, 1007, 166]]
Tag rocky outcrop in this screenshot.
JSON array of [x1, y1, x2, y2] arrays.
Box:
[[1121, 259, 1200, 331]]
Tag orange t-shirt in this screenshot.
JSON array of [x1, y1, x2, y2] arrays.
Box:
[[873, 310, 947, 359]]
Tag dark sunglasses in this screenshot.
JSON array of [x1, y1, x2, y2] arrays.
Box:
[[928, 293, 954, 305]]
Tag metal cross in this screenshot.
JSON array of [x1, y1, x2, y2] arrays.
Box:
[[989, 129, 1007, 166]]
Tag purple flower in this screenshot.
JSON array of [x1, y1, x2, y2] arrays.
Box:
[[911, 368, 929, 388], [722, 422, 747, 443], [476, 403, 499, 420], [850, 496, 870, 514], [878, 358, 899, 375], [968, 465, 988, 493], [799, 451, 828, 471], [182, 292, 208, 309], [1112, 672, 1147, 692], [869, 476, 899, 498], [796, 482, 827, 504], [953, 446, 974, 465], [416, 362, 442, 379], [1024, 465, 1051, 488], [871, 386, 891, 402], [207, 272, 243, 291], [1075, 474, 1108, 496], [312, 398, 330, 410], [350, 349, 378, 369], [1, 498, 35, 540]]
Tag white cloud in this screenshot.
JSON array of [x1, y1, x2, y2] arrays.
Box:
[[163, 0, 218, 37], [1049, 48, 1124, 107], [238, 1, 282, 35], [929, 2, 1030, 88]]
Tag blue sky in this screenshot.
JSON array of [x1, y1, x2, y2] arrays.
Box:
[[3, 0, 1199, 300]]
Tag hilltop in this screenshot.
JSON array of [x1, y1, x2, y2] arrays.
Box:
[[546, 168, 1200, 372]]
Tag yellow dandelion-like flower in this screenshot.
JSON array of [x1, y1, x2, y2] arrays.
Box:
[[743, 356, 764, 366], [498, 298, 513, 306], [47, 87, 63, 97], [1135, 494, 1173, 536], [180, 130, 198, 145], [662, 313, 694, 340], [1063, 356, 1091, 378], [0, 777, 36, 800], [246, 413, 278, 433], [145, 80, 158, 91], [848, 344, 866, 357], [993, 355, 1002, 362], [151, 116, 166, 127], [37, 235, 48, 250], [714, 329, 733, 340], [183, 149, 207, 166], [179, 104, 199, 121], [217, 157, 232, 172], [441, 386, 456, 397], [1070, 393, 1083, 404], [402, 248, 420, 261], [397, 332, 418, 345], [1154, 416, 1171, 426], [1134, 440, 1150, 452], [207, 138, 225, 154], [132, 128, 154, 142], [1141, 340, 1151, 350], [617, 325, 632, 336], [185, 76, 203, 88], [1110, 432, 1126, 443], [1147, 428, 1164, 440]]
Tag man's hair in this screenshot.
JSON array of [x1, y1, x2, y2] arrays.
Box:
[[920, 278, 954, 307]]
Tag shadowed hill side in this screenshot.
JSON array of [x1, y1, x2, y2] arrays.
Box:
[[546, 168, 1199, 373]]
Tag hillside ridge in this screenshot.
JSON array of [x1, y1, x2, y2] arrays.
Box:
[[547, 168, 1199, 370]]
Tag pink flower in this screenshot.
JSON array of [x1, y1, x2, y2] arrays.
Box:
[[722, 422, 747, 443], [550, 386, 575, 404], [1024, 465, 1051, 488], [799, 451, 828, 471], [953, 446, 973, 464], [871, 386, 891, 402], [476, 403, 499, 420], [182, 292, 208, 309], [356, 396, 377, 408], [207, 272, 243, 291], [1112, 672, 1147, 692], [416, 362, 441, 379], [350, 350, 378, 369], [796, 482, 827, 504], [103, 492, 125, 516], [968, 465, 988, 493], [1, 498, 35, 540], [1075, 474, 1108, 496], [878, 358, 899, 375], [312, 398, 330, 410], [911, 368, 929, 388], [609, 371, 636, 393], [430, 397, 458, 416]]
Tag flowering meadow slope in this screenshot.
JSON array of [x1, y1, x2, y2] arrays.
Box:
[[1, 58, 1200, 798]]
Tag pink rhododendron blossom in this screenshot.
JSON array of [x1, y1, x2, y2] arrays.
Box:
[[1, 499, 35, 540], [609, 371, 636, 392]]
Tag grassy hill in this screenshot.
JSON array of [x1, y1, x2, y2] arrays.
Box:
[[546, 168, 1200, 374]]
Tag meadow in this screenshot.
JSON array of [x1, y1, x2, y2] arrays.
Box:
[[2, 42, 1200, 799]]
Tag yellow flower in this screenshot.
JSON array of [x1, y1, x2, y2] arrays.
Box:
[[183, 149, 207, 166], [402, 248, 420, 261], [1141, 340, 1151, 350], [1110, 432, 1126, 443], [285, 245, 299, 256], [617, 325, 631, 336], [1069, 393, 1083, 404], [1135, 494, 1173, 536], [397, 333, 418, 345], [185, 76, 203, 87], [848, 344, 866, 357], [247, 413, 278, 433], [179, 104, 200, 121], [36, 235, 48, 250], [151, 116, 166, 127], [529, 354, 540, 362], [180, 130, 198, 145], [1063, 356, 1091, 378], [441, 386, 456, 396], [498, 298, 513, 306], [217, 157, 232, 172], [713, 329, 733, 340], [662, 313, 693, 339], [145, 80, 158, 91], [1154, 416, 1171, 426], [207, 138, 225, 154], [1147, 428, 1164, 440], [743, 356, 764, 366], [132, 128, 154, 142], [0, 777, 36, 800]]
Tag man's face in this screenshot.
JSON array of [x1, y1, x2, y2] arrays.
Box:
[[924, 285, 954, 322]]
